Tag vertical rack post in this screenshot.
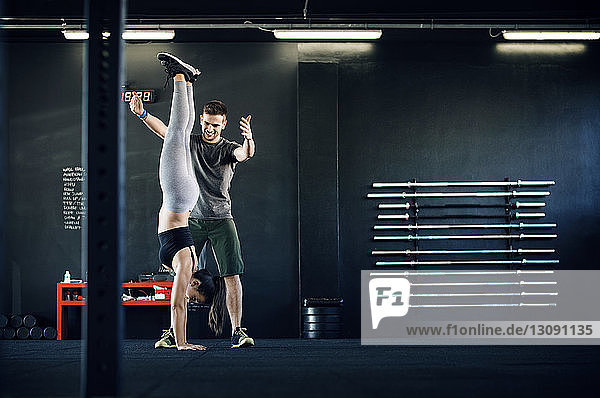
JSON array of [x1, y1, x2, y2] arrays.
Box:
[[411, 179, 418, 268], [504, 177, 514, 269], [82, 0, 125, 396]]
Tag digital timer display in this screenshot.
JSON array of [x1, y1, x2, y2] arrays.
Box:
[[122, 90, 156, 103]]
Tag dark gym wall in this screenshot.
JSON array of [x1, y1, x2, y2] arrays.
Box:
[[5, 43, 299, 337], [298, 62, 341, 301], [6, 44, 84, 321], [4, 38, 600, 338], [124, 44, 299, 338], [325, 41, 600, 336]]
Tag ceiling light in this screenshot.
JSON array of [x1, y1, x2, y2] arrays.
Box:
[[502, 31, 600, 41], [62, 30, 91, 40], [62, 30, 111, 40], [62, 30, 175, 40], [273, 29, 382, 40], [495, 43, 586, 55], [122, 30, 175, 40]]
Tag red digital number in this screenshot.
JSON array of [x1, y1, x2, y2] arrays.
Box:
[[122, 90, 153, 103]]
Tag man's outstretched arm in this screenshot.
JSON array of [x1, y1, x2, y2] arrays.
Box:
[[234, 115, 255, 162], [129, 93, 168, 139]]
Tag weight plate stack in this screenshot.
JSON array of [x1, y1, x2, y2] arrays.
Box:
[[302, 298, 343, 339]]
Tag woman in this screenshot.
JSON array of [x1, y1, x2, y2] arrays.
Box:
[[130, 53, 226, 350]]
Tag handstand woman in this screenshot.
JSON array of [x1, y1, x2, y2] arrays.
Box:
[[131, 53, 226, 350]]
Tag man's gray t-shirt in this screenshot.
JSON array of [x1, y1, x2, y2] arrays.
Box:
[[189, 135, 241, 220]]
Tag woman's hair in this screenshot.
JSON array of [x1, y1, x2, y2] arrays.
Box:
[[191, 268, 227, 336]]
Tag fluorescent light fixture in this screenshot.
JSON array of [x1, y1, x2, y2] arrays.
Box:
[[63, 30, 174, 40], [62, 30, 91, 40], [122, 30, 175, 40], [273, 29, 382, 40], [495, 43, 586, 55], [62, 30, 111, 40], [502, 31, 600, 41]]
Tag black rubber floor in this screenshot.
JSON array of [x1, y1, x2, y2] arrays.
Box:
[[2, 339, 600, 397]]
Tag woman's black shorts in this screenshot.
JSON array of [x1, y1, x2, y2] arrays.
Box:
[[158, 226, 195, 269]]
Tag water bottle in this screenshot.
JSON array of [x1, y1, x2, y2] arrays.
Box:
[[63, 270, 71, 283]]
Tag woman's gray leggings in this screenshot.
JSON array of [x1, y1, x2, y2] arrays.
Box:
[[159, 80, 200, 213]]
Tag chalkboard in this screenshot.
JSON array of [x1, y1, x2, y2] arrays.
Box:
[[62, 166, 86, 230]]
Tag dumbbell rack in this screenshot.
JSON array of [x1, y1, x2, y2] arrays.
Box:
[[368, 179, 558, 269]]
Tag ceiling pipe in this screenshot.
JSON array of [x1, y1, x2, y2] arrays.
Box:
[[1, 22, 599, 30]]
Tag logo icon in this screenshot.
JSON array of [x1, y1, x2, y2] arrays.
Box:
[[369, 277, 410, 329]]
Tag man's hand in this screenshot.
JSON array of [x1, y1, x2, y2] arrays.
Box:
[[176, 343, 207, 351], [129, 93, 144, 117], [239, 115, 252, 140], [233, 114, 255, 161]]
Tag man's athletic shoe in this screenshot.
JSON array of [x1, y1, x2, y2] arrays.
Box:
[[156, 52, 201, 83], [154, 328, 176, 348], [231, 327, 255, 348]]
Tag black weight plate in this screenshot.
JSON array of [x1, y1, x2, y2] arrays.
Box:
[[3, 327, 16, 339], [0, 314, 7, 328], [303, 315, 342, 323], [29, 327, 43, 340], [302, 307, 342, 315], [43, 327, 57, 340], [302, 330, 343, 339], [9, 315, 23, 328], [23, 315, 37, 328], [303, 322, 343, 331], [16, 327, 29, 339]]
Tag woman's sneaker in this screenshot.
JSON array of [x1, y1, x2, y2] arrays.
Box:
[[231, 327, 255, 348], [156, 52, 201, 83], [154, 328, 176, 348]]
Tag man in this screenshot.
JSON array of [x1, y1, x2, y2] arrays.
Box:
[[130, 57, 255, 348]]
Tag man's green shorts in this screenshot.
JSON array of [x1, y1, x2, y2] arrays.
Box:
[[188, 218, 244, 277]]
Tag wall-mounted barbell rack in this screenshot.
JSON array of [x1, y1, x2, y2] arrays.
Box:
[[368, 179, 558, 268], [369, 270, 559, 310]]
